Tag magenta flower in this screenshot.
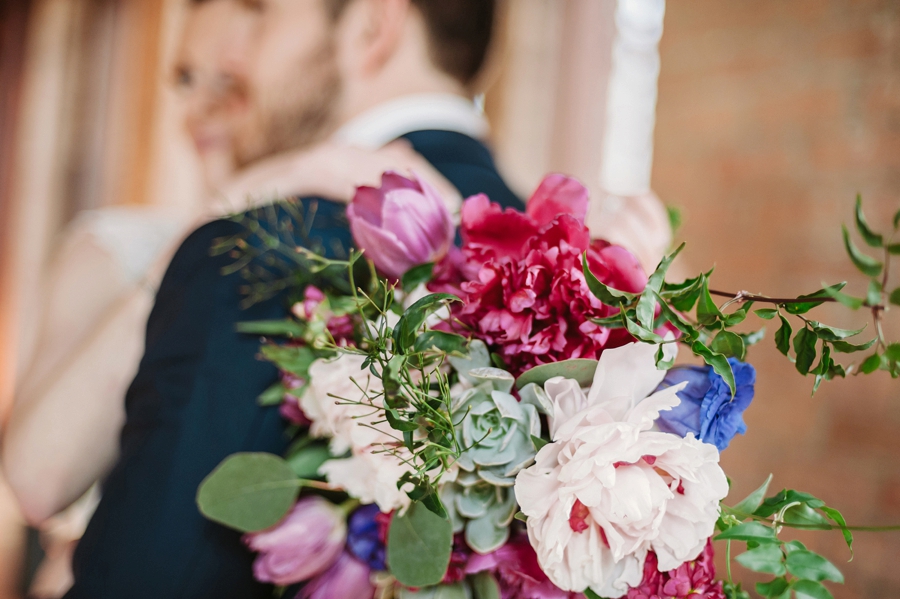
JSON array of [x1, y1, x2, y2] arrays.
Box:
[[626, 541, 724, 599], [243, 497, 346, 586], [299, 551, 375, 599], [465, 534, 583, 599], [348, 171, 454, 280]]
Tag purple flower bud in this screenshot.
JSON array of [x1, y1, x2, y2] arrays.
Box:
[[299, 551, 374, 599], [346, 504, 386, 571], [347, 171, 454, 280], [244, 496, 346, 586], [656, 358, 756, 451]]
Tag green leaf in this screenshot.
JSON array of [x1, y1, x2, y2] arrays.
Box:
[[793, 580, 834, 599], [842, 225, 883, 277], [756, 577, 791, 599], [393, 293, 461, 351], [258, 382, 287, 406], [236, 319, 307, 338], [736, 544, 786, 575], [590, 313, 628, 327], [830, 337, 875, 353], [822, 285, 865, 310], [583, 590, 603, 599], [582, 253, 637, 305], [260, 344, 318, 376], [867, 280, 883, 307], [516, 358, 599, 389], [712, 331, 747, 360], [885, 343, 900, 362], [714, 521, 778, 543], [775, 314, 793, 356], [285, 444, 331, 479], [820, 506, 854, 555], [890, 287, 900, 307], [783, 503, 831, 527], [656, 344, 675, 369], [197, 452, 299, 532], [724, 301, 755, 326], [697, 278, 724, 326], [793, 327, 818, 375], [785, 283, 848, 315], [785, 550, 844, 583], [809, 322, 865, 342], [663, 275, 706, 312], [470, 571, 501, 599], [888, 243, 900, 255], [730, 473, 774, 518], [387, 501, 453, 587], [691, 341, 736, 396], [623, 312, 664, 343], [854, 195, 883, 247], [756, 308, 778, 320], [667, 205, 682, 233], [531, 435, 549, 452], [635, 243, 684, 328], [860, 353, 882, 374], [651, 291, 698, 342], [401, 262, 435, 291], [414, 331, 469, 355], [811, 344, 832, 378], [754, 489, 823, 517]]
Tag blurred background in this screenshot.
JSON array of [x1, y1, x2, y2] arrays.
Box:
[[0, 0, 898, 597]]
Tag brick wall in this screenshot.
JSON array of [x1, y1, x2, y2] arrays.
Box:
[[653, 2, 900, 597]]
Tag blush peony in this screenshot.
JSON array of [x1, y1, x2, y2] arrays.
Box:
[[514, 342, 729, 598]]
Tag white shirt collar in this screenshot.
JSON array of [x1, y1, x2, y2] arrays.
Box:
[[332, 93, 489, 148]]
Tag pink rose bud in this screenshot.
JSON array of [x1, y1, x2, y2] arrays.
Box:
[[243, 496, 346, 586], [300, 551, 375, 599], [348, 171, 454, 280]]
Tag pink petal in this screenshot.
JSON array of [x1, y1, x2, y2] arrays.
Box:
[[349, 187, 385, 227], [526, 174, 590, 228], [349, 214, 416, 280]]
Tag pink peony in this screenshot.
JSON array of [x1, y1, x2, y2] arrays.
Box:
[[514, 342, 729, 598], [466, 534, 584, 599], [243, 496, 346, 586], [348, 171, 454, 280], [445, 175, 646, 375], [626, 541, 724, 599], [299, 551, 375, 599]]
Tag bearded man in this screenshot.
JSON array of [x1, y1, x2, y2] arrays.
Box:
[[62, 0, 520, 597]]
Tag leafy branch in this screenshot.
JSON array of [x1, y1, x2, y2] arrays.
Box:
[[582, 196, 900, 395]]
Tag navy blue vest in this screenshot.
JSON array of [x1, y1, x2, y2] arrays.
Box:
[[66, 131, 522, 598]]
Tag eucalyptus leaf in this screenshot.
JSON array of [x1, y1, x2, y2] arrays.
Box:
[[470, 571, 501, 599], [842, 225, 883, 277], [854, 195, 883, 247], [286, 444, 331, 479], [582, 253, 637, 305], [197, 452, 299, 532], [387, 501, 454, 587], [516, 359, 599, 389]]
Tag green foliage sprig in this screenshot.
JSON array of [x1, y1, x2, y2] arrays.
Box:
[[583, 197, 900, 394]]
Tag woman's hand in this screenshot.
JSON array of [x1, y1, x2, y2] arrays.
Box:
[[210, 141, 462, 217]]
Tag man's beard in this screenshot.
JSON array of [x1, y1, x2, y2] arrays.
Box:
[[234, 41, 342, 168]]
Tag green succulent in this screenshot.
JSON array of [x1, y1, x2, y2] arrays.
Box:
[[442, 346, 540, 553]]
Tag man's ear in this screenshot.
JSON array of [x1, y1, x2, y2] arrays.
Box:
[[342, 0, 411, 76]]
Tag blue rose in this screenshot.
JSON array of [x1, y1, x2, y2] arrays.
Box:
[[655, 358, 756, 452], [347, 504, 386, 571]]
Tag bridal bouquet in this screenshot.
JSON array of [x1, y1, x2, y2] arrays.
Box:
[[198, 172, 895, 599]]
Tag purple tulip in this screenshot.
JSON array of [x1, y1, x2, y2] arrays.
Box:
[[347, 171, 454, 280], [299, 551, 375, 599], [244, 496, 346, 586]]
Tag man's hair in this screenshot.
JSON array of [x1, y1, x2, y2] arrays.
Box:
[[325, 0, 496, 86]]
